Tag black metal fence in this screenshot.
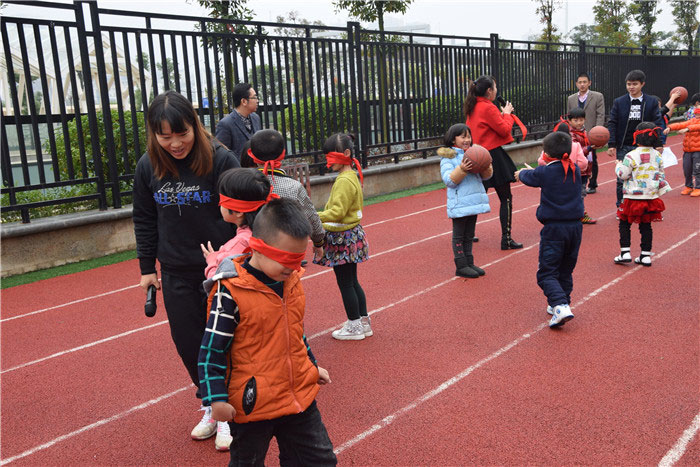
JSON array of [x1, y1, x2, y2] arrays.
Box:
[[2, 0, 699, 222]]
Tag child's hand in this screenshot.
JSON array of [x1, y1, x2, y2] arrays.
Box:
[[211, 401, 236, 422], [678, 128, 689, 134], [663, 127, 671, 135], [514, 169, 521, 182], [459, 158, 473, 173], [523, 162, 534, 170], [312, 246, 324, 261], [669, 89, 681, 103], [607, 147, 617, 158], [200, 241, 216, 260], [317, 366, 331, 384]]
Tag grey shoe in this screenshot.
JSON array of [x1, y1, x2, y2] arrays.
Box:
[[332, 319, 365, 340], [586, 187, 597, 194], [360, 316, 373, 337]]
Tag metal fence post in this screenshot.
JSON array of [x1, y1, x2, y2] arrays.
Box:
[[578, 40, 586, 74], [490, 33, 500, 80], [347, 21, 366, 168], [85, 0, 122, 209], [74, 0, 108, 211]]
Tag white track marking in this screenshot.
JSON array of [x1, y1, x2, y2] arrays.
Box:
[[334, 232, 697, 456], [0, 385, 193, 466], [0, 321, 168, 374], [658, 411, 700, 467]]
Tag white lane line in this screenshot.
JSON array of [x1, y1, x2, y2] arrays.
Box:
[[333, 231, 698, 456], [0, 384, 194, 466], [0, 321, 168, 374], [659, 411, 700, 467]]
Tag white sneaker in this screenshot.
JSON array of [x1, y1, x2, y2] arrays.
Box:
[[215, 421, 233, 451], [332, 319, 365, 340], [191, 405, 217, 440], [549, 304, 574, 328], [546, 306, 554, 315], [360, 316, 373, 337]]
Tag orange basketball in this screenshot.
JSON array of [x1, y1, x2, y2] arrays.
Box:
[[670, 86, 688, 104], [588, 126, 610, 147], [464, 144, 492, 173]]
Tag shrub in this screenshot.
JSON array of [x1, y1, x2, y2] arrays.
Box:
[[414, 95, 465, 139], [281, 96, 358, 152]]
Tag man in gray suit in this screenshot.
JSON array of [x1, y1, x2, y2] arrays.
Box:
[[215, 83, 262, 161], [568, 72, 605, 193]]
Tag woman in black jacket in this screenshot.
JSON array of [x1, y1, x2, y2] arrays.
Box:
[[133, 90, 239, 450]]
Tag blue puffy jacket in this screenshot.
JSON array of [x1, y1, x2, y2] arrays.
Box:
[[439, 147, 491, 219]]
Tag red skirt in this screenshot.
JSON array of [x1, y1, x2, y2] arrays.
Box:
[[617, 198, 665, 223]]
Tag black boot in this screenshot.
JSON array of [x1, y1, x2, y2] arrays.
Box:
[[466, 255, 485, 276], [455, 257, 479, 278], [500, 198, 523, 250]]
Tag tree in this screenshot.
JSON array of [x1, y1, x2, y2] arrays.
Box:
[[533, 0, 562, 44], [333, 0, 413, 144], [273, 11, 325, 37], [592, 0, 634, 47], [567, 23, 604, 46], [630, 0, 663, 48], [194, 0, 256, 56], [670, 0, 699, 52]]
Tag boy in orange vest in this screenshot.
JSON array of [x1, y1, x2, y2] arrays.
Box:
[[198, 198, 337, 465]]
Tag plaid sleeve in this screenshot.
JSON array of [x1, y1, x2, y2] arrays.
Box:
[[198, 281, 239, 406], [303, 334, 317, 367]]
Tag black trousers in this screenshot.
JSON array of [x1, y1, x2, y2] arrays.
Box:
[[619, 220, 653, 251], [536, 222, 582, 307], [451, 215, 477, 259], [490, 183, 513, 236], [228, 401, 337, 467], [161, 271, 208, 396], [332, 262, 367, 321], [587, 150, 599, 189]]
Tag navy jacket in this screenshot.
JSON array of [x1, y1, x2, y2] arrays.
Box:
[[519, 161, 584, 224], [607, 94, 666, 149], [215, 111, 262, 160]]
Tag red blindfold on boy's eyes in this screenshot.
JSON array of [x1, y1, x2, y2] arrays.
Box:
[[542, 152, 575, 182], [325, 151, 364, 185], [632, 127, 661, 145], [248, 236, 305, 271], [248, 148, 285, 175], [218, 187, 280, 213]]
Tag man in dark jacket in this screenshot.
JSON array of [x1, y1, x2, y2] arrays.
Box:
[[606, 69, 666, 206], [215, 83, 262, 160]]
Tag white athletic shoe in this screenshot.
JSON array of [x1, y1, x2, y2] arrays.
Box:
[[360, 316, 373, 337], [546, 306, 554, 315], [191, 406, 217, 440], [614, 248, 632, 264], [332, 319, 365, 340], [215, 421, 233, 451], [549, 304, 574, 328]]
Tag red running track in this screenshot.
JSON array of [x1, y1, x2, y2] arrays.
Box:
[[1, 136, 698, 465]]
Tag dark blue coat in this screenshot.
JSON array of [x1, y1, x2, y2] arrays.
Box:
[[519, 161, 584, 224], [215, 111, 262, 160], [607, 94, 666, 149]]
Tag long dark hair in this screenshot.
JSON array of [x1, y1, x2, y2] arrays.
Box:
[[146, 90, 213, 179], [463, 75, 496, 119], [444, 123, 471, 147]]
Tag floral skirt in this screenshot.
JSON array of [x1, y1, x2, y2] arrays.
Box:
[[313, 224, 369, 267], [618, 198, 665, 223]]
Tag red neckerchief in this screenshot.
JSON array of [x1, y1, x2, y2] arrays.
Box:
[[248, 237, 305, 271], [218, 187, 279, 213], [248, 148, 285, 177], [325, 151, 364, 186], [632, 127, 661, 146], [570, 127, 589, 146], [542, 152, 575, 182]]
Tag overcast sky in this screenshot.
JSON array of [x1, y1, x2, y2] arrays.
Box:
[[6, 0, 680, 43]]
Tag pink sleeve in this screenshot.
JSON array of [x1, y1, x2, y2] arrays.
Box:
[[203, 228, 253, 278], [572, 142, 588, 171]]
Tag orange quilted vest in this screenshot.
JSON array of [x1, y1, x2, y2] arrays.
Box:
[[206, 258, 319, 423], [669, 118, 700, 152]]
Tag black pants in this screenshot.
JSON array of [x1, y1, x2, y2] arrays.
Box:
[[619, 220, 652, 251], [161, 271, 208, 396], [588, 150, 598, 189], [489, 182, 513, 237], [452, 215, 477, 260], [332, 262, 367, 321], [228, 401, 337, 467], [536, 221, 582, 307]]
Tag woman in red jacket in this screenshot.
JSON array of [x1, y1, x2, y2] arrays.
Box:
[[463, 75, 523, 249]]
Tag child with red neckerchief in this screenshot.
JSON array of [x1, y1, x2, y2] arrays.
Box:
[[614, 122, 671, 267], [313, 133, 371, 341]]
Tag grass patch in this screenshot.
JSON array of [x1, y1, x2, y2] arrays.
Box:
[[1, 250, 137, 289], [364, 181, 444, 206]]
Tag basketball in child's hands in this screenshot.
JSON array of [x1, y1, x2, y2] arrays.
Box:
[[670, 86, 688, 104], [588, 126, 610, 147], [464, 144, 492, 173]]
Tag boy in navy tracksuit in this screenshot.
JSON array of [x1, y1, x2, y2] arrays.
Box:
[[515, 132, 584, 328], [607, 69, 666, 206]]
